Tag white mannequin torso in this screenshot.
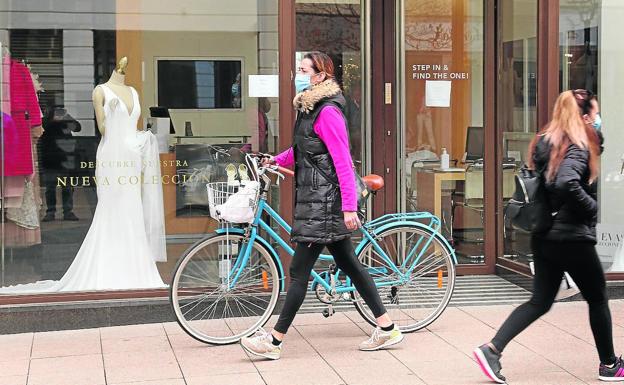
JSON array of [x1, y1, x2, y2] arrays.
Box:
[[92, 70, 137, 135]]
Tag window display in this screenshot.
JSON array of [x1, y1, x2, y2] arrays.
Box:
[[560, 0, 624, 272], [0, 1, 281, 294]]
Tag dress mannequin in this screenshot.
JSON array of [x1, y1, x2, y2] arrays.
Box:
[[92, 57, 137, 135]]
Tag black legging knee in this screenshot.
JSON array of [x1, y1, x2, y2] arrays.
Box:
[[273, 238, 387, 334]]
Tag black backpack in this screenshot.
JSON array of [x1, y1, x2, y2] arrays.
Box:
[[505, 166, 555, 234]]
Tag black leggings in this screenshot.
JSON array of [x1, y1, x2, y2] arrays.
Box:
[[491, 237, 616, 364], [274, 238, 387, 334]]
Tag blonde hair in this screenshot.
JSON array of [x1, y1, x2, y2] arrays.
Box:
[[529, 90, 600, 182]]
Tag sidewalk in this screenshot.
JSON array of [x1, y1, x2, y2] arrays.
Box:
[[1, 300, 623, 385]]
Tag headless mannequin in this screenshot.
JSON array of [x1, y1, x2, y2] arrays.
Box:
[[92, 57, 137, 135]]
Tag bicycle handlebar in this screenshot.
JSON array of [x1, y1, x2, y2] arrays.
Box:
[[275, 166, 294, 177]]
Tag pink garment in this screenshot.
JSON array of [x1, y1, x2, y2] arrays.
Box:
[[275, 106, 357, 212], [2, 59, 42, 176]]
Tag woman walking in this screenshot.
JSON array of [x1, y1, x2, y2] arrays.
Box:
[[241, 52, 403, 360], [474, 89, 623, 383]]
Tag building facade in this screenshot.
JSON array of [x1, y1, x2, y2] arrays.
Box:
[[1, 0, 623, 306]]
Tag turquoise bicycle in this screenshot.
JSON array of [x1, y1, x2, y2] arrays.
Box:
[[170, 153, 457, 345]]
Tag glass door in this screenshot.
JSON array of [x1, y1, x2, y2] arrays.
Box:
[[497, 0, 538, 268], [399, 0, 487, 265]]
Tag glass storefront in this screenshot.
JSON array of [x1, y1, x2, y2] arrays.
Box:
[[499, 0, 537, 267], [1, 1, 622, 303], [560, 0, 624, 273], [400, 0, 486, 264], [0, 1, 281, 293]]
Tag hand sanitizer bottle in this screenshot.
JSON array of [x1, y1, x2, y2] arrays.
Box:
[[441, 148, 450, 170]]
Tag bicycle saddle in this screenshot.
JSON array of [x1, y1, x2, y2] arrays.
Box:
[[362, 174, 384, 192]]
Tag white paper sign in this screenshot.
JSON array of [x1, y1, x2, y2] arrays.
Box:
[[248, 75, 279, 98], [425, 80, 451, 107]]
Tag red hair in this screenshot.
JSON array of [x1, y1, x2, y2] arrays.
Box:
[[528, 90, 600, 182], [304, 52, 335, 79]]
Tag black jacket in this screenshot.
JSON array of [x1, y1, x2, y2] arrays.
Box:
[[291, 80, 351, 244], [533, 136, 598, 243]]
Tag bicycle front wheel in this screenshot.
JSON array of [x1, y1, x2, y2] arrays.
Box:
[[170, 233, 281, 345], [352, 224, 456, 332]]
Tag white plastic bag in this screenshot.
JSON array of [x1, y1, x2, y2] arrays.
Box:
[[215, 181, 259, 223]]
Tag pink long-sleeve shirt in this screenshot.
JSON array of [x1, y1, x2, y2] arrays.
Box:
[[274, 106, 357, 212]]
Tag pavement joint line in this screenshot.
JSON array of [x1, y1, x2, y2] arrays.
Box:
[[162, 323, 190, 385], [292, 321, 353, 385], [239, 325, 269, 385], [27, 331, 34, 384], [99, 328, 108, 385]]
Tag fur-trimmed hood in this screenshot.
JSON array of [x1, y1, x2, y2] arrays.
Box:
[[293, 79, 343, 113]]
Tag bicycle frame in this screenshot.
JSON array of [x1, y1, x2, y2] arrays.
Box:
[[217, 194, 457, 295]]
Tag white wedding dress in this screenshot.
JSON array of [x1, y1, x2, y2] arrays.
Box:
[[1, 84, 167, 293]]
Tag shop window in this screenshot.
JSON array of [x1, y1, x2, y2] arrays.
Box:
[[0, 1, 280, 294]]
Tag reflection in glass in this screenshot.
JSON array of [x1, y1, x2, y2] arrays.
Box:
[[157, 60, 242, 109], [295, 0, 364, 170]]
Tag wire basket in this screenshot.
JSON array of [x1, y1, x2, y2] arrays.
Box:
[[206, 181, 260, 224]]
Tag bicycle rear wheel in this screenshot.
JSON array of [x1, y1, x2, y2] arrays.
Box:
[[170, 233, 281, 345], [352, 224, 455, 332]]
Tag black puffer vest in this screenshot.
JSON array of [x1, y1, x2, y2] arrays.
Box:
[[291, 81, 350, 244]]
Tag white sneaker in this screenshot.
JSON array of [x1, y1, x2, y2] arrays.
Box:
[[359, 326, 404, 351], [240, 329, 282, 360]]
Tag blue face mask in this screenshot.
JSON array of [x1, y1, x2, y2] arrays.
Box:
[[592, 114, 602, 131], [295, 74, 311, 93]]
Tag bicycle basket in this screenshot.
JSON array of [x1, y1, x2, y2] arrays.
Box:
[[206, 181, 260, 224]]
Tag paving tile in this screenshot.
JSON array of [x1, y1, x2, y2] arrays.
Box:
[[332, 361, 424, 385], [175, 344, 257, 377], [261, 367, 344, 385], [28, 354, 105, 385], [0, 360, 28, 377], [0, 334, 32, 362], [459, 305, 517, 328], [0, 376, 26, 385], [425, 307, 492, 334], [109, 380, 185, 385], [31, 329, 100, 358], [101, 334, 172, 354], [254, 355, 335, 374], [389, 331, 467, 364], [100, 324, 165, 340], [502, 370, 587, 384], [404, 355, 484, 385], [103, 350, 181, 384], [186, 372, 265, 385]]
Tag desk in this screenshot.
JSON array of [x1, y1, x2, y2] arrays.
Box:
[[415, 170, 465, 219]]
